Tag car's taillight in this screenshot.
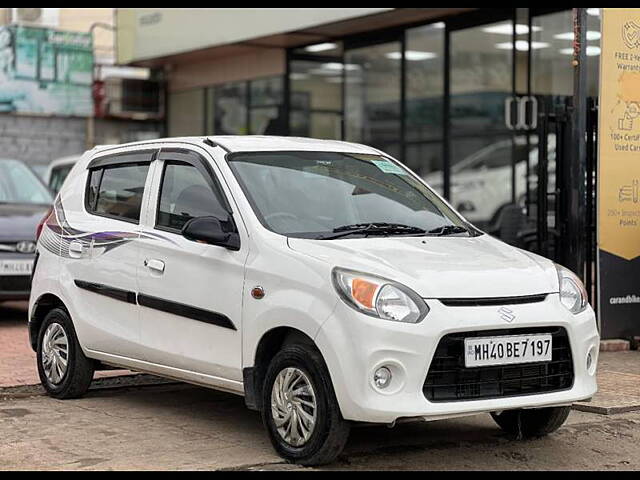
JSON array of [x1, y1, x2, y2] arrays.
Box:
[[36, 206, 53, 241]]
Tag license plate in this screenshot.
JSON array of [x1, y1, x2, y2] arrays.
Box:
[[0, 259, 33, 276], [464, 334, 552, 368]]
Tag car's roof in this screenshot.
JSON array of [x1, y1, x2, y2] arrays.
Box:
[[49, 155, 82, 168], [208, 136, 380, 154], [93, 136, 381, 155]]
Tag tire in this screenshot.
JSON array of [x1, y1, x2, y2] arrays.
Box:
[[261, 343, 350, 466], [491, 406, 571, 439], [36, 307, 94, 399]]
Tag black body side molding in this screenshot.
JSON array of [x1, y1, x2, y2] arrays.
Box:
[[137, 293, 236, 331], [74, 280, 137, 304]]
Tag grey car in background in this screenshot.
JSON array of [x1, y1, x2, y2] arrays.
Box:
[[0, 158, 53, 302]]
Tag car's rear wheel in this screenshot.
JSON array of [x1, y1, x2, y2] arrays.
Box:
[[491, 406, 571, 438], [36, 308, 94, 399], [262, 343, 350, 466]]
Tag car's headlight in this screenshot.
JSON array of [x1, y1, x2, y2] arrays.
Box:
[[555, 264, 588, 314], [331, 267, 429, 323]]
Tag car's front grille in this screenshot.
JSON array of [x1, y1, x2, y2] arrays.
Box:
[[423, 327, 573, 402], [0, 275, 31, 292]]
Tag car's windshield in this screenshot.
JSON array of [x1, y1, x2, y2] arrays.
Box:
[[0, 159, 53, 205], [227, 151, 471, 239]]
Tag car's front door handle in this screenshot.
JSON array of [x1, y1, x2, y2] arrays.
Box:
[[144, 258, 165, 273]]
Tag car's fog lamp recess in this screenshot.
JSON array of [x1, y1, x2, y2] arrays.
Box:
[[374, 367, 392, 389], [586, 346, 597, 375]]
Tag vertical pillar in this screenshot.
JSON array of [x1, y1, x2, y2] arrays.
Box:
[[568, 8, 588, 278]]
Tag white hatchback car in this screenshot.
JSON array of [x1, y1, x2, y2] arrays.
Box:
[[29, 136, 599, 465]]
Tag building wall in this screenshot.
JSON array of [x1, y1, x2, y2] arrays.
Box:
[[58, 8, 115, 65], [169, 48, 285, 92], [0, 8, 116, 64], [116, 8, 392, 64], [0, 114, 86, 166], [0, 114, 163, 168], [168, 89, 205, 137]]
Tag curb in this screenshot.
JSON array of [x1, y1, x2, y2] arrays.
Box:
[[600, 339, 631, 352], [0, 374, 178, 400]]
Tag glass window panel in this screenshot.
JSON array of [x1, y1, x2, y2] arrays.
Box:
[[289, 59, 343, 139], [168, 89, 204, 137], [157, 162, 226, 231], [94, 163, 149, 223], [345, 41, 402, 154], [405, 23, 445, 193], [449, 21, 513, 229], [214, 81, 248, 135], [205, 87, 215, 134], [250, 76, 283, 107], [250, 106, 287, 135], [531, 10, 574, 98], [290, 60, 343, 112], [407, 142, 444, 196], [531, 9, 600, 98]]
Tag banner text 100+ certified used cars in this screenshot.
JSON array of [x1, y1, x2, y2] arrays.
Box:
[[29, 136, 599, 465]]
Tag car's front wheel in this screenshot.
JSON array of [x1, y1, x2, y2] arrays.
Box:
[[262, 343, 350, 466], [491, 406, 571, 438], [36, 308, 94, 399]]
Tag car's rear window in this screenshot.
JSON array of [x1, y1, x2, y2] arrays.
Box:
[[86, 163, 150, 223]]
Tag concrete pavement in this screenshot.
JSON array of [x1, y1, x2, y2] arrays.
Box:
[[1, 382, 639, 470], [2, 300, 640, 470], [0, 302, 38, 387], [0, 301, 135, 388]]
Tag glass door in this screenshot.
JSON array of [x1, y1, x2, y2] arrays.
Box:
[[447, 13, 521, 235], [344, 36, 403, 159]]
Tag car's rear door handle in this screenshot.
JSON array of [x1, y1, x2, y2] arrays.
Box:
[[144, 258, 165, 273], [69, 241, 83, 259]]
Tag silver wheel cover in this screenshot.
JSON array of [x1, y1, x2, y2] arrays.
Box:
[[271, 367, 317, 447], [41, 322, 69, 385]]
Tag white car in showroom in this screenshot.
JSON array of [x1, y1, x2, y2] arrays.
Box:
[[424, 136, 556, 229], [29, 136, 597, 465]]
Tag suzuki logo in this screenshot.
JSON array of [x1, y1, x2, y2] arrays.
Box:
[[498, 307, 515, 323]]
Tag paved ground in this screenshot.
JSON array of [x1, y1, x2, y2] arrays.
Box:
[[1, 382, 639, 471], [0, 302, 132, 387], [2, 300, 640, 470]]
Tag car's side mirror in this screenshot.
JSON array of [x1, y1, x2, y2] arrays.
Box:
[[181, 215, 240, 251]]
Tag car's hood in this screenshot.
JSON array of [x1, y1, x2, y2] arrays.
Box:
[[288, 234, 558, 298], [0, 203, 49, 242]]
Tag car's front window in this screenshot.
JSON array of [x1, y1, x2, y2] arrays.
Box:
[[227, 151, 473, 239], [0, 160, 52, 205]]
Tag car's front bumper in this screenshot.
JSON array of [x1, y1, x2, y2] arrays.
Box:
[[314, 293, 599, 424]]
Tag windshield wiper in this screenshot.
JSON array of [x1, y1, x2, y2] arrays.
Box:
[[317, 222, 426, 240], [427, 224, 469, 236]]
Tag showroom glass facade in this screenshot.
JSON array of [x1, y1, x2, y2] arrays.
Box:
[[168, 8, 600, 230], [287, 7, 601, 229]]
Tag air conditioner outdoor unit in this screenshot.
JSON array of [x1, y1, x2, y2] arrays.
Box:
[[97, 77, 164, 121]]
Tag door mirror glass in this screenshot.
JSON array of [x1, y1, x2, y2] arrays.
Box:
[[181, 215, 240, 250]]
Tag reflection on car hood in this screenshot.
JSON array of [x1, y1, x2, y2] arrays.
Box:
[[288, 234, 558, 298], [0, 203, 49, 242]]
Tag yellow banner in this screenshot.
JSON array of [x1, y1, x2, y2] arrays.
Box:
[[599, 8, 640, 260]]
